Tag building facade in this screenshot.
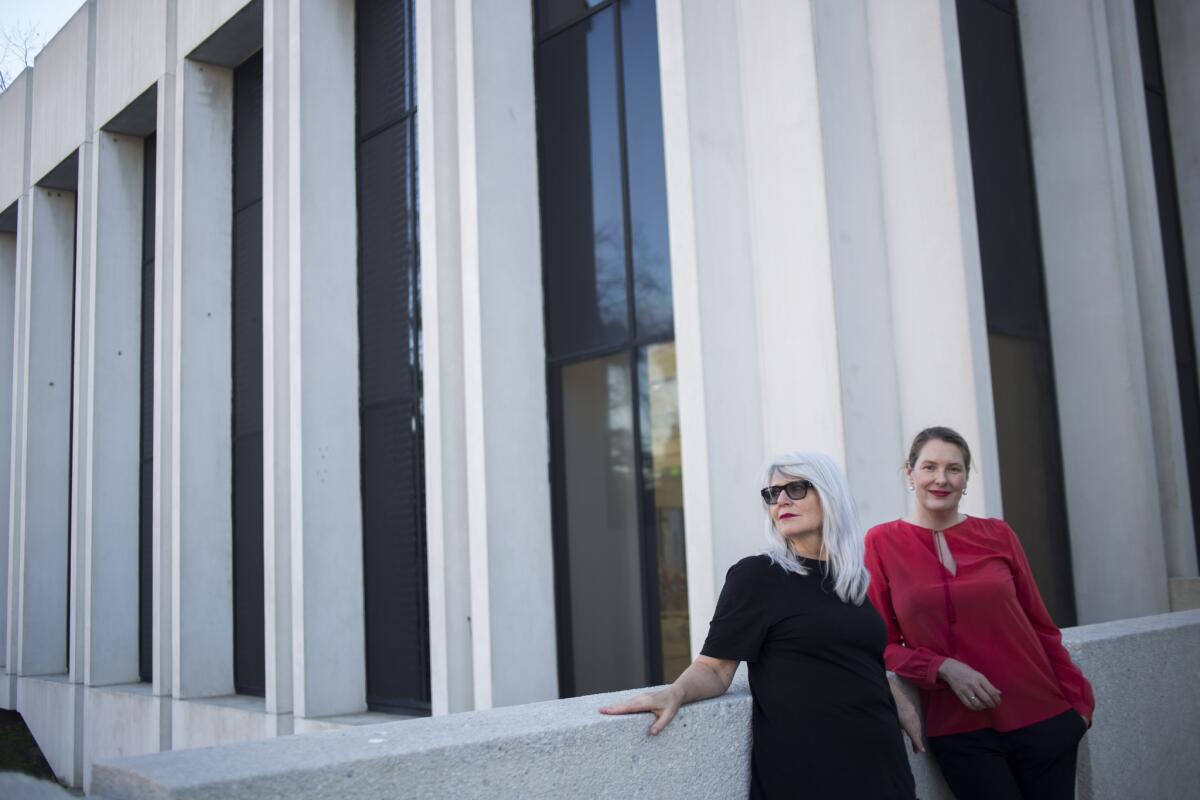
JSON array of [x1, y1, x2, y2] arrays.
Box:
[[0, 0, 1197, 790]]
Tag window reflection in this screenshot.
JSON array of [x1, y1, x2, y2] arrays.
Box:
[[536, 8, 629, 357], [639, 343, 689, 682], [560, 355, 646, 695], [621, 0, 674, 339], [536, 0, 685, 696]]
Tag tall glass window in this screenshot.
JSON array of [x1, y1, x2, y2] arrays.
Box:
[[355, 0, 429, 714], [535, 0, 688, 696], [956, 0, 1076, 625], [232, 51, 265, 697], [1134, 0, 1200, 565], [139, 132, 156, 684]]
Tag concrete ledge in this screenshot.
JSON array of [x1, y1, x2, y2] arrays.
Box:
[[83, 684, 167, 793], [90, 610, 1200, 800], [18, 675, 82, 786]]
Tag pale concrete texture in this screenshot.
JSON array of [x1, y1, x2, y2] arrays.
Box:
[[0, 772, 75, 799], [18, 674, 82, 786], [29, 6, 90, 184], [90, 611, 1200, 800], [169, 695, 287, 752], [0, 71, 31, 210], [1067, 610, 1200, 799], [176, 0, 256, 62], [83, 683, 165, 793], [94, 0, 165, 130]]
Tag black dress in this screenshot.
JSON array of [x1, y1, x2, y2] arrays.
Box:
[[700, 554, 917, 799]]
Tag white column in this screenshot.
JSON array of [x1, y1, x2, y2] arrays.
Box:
[[1017, 0, 1172, 621], [1103, 0, 1198, 584], [14, 185, 76, 677], [261, 0, 294, 723], [866, 0, 1002, 519], [656, 0, 764, 658], [416, 0, 474, 715], [79, 132, 143, 687], [264, 0, 366, 721], [455, 0, 556, 708], [811, 0, 908, 526], [1156, 1, 1200, 400], [736, 1, 845, 465], [168, 58, 235, 699]]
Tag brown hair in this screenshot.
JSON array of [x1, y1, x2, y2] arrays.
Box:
[[906, 426, 972, 472]]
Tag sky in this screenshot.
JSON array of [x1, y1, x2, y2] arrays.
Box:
[[0, 0, 84, 83]]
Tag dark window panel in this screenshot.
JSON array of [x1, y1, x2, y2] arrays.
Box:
[[139, 132, 156, 684], [232, 201, 263, 437], [537, 0, 606, 34], [233, 53, 264, 213], [553, 354, 646, 696], [956, 0, 1047, 341], [356, 0, 414, 135], [360, 401, 429, 713], [232, 53, 265, 697], [232, 432, 265, 696], [357, 123, 417, 408], [620, 0, 673, 340], [957, 0, 1076, 625], [536, 7, 629, 358], [356, 0, 429, 713]]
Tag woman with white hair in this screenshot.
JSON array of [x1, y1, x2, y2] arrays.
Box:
[[601, 451, 921, 799]]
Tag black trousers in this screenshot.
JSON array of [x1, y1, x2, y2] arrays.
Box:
[[927, 710, 1088, 800]]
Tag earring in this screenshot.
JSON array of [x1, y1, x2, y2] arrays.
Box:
[[962, 488, 968, 497], [907, 483, 915, 492]]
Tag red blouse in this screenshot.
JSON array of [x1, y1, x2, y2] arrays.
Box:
[[865, 517, 1095, 737]]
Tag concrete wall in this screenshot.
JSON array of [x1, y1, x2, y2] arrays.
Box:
[[94, 0, 165, 129], [90, 610, 1200, 800], [29, 6, 91, 184], [177, 0, 256, 61], [18, 674, 83, 786], [0, 72, 30, 210]]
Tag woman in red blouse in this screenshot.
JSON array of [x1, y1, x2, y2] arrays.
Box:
[[865, 426, 1094, 800]]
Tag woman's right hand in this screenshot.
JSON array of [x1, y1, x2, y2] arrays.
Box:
[[599, 686, 685, 736], [937, 658, 1002, 711]]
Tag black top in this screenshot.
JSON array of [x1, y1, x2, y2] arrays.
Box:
[[701, 555, 917, 800]]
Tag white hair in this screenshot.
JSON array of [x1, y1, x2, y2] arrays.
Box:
[[760, 450, 869, 605]]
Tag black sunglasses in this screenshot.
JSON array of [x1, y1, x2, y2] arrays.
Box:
[[760, 480, 813, 505]]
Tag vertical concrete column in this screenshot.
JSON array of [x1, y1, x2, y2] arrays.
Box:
[[1017, 0, 1171, 621], [865, 0, 1002, 519], [152, 8, 180, 736], [68, 6, 99, 695], [811, 1, 908, 526], [735, 1, 846, 462], [79, 132, 143, 687], [14, 185, 76, 677], [1156, 0, 1200, 392], [263, 0, 366, 721], [3, 74, 33, 710], [1103, 0, 1197, 584], [261, 0, 294, 724], [656, 0, 764, 657], [454, 0, 556, 708], [416, 0, 474, 715], [168, 58, 235, 699]]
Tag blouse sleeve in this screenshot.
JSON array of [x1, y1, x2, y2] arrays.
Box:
[[1002, 522, 1096, 719], [700, 559, 769, 663], [865, 532, 948, 689]]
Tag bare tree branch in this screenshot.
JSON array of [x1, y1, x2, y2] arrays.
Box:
[[0, 21, 44, 93]]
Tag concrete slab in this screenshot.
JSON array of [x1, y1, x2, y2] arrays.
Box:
[[29, 5, 89, 185], [17, 675, 81, 787]]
